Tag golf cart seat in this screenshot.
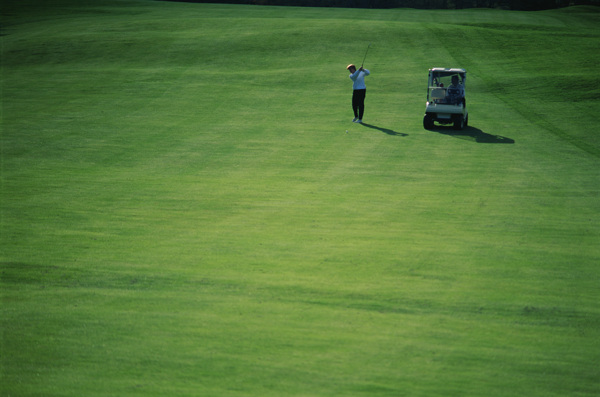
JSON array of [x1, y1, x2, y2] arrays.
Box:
[[431, 88, 446, 101]]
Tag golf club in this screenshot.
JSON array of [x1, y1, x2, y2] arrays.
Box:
[[360, 43, 371, 68]]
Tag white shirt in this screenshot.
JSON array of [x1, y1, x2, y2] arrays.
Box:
[[350, 69, 370, 90], [447, 84, 464, 99]]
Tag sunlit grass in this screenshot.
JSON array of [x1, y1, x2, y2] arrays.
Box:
[[2, 1, 599, 396]]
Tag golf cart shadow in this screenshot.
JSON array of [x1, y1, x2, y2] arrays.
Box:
[[361, 123, 408, 137], [433, 125, 514, 144]]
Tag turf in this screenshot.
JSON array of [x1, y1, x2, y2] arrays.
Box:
[[1, 1, 599, 396]]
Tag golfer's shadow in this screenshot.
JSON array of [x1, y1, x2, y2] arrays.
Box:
[[432, 125, 514, 143], [360, 123, 408, 137]]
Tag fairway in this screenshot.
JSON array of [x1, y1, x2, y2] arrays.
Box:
[[1, 1, 600, 396]]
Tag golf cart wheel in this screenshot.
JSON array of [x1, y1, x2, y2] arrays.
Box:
[[423, 114, 434, 129], [465, 114, 469, 127], [453, 114, 464, 130]]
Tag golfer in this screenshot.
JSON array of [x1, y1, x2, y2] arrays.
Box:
[[347, 64, 370, 123], [447, 75, 465, 105]]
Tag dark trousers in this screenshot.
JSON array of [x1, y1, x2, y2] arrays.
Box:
[[352, 89, 366, 119]]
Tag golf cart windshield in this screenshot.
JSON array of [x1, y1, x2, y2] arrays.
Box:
[[427, 69, 466, 105]]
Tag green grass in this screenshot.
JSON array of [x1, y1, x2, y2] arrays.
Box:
[[2, 1, 600, 396]]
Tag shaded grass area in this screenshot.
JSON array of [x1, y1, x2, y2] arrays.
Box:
[[2, 1, 600, 396]]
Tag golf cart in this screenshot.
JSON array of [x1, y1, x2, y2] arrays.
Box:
[[423, 68, 468, 130]]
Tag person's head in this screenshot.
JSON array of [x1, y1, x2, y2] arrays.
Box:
[[347, 64, 356, 73], [451, 75, 459, 85]]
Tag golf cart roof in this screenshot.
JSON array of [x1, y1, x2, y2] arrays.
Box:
[[430, 68, 466, 74]]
